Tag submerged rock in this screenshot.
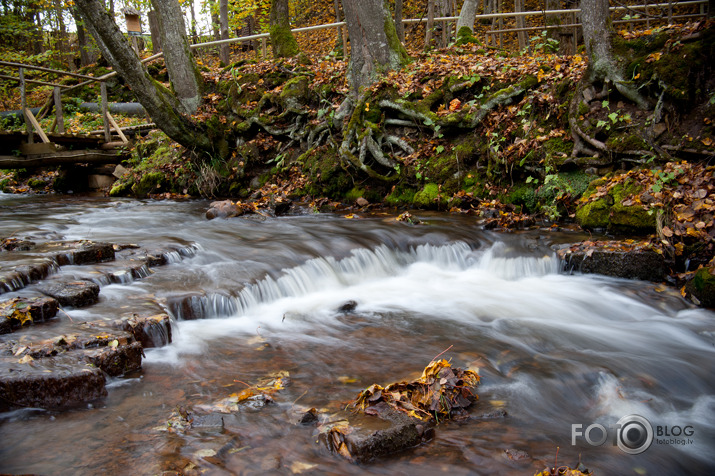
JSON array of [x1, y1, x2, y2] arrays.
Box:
[[53, 241, 115, 266], [686, 266, 715, 308]]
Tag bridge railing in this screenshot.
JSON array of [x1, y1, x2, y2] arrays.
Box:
[[0, 60, 128, 152]]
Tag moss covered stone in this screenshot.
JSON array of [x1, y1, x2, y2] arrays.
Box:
[[109, 180, 134, 197], [132, 172, 166, 198], [413, 183, 443, 209], [279, 76, 310, 110], [689, 267, 715, 308], [576, 198, 610, 229]]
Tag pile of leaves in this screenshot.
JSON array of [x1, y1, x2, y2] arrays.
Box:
[[450, 195, 536, 230], [352, 359, 479, 421]]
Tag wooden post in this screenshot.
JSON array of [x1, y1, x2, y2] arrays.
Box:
[[668, 0, 673, 23], [645, 0, 650, 28], [54, 86, 65, 134], [20, 68, 33, 144], [261, 37, 267, 59], [101, 82, 111, 143]]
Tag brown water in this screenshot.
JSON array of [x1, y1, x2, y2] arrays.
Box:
[[0, 194, 714, 475]]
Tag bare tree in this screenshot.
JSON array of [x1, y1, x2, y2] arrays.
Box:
[[395, 0, 405, 43], [456, 0, 478, 36]]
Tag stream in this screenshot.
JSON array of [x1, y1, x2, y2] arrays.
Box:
[[0, 193, 714, 475]]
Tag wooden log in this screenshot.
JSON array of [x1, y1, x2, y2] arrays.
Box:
[[0, 149, 128, 168], [23, 108, 50, 144], [106, 112, 128, 143]]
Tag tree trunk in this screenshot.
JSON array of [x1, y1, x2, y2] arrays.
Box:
[[151, 0, 203, 114], [53, 0, 69, 68], [456, 0, 477, 35], [219, 0, 230, 65], [580, 0, 648, 107], [73, 7, 93, 67], [148, 10, 162, 53], [425, 0, 435, 50], [189, 0, 198, 44], [395, 0, 404, 43], [342, 0, 408, 93], [75, 0, 216, 153], [270, 0, 300, 58]]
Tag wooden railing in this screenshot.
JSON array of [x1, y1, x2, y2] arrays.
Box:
[[0, 60, 128, 151]]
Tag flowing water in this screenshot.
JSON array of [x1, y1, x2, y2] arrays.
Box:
[[0, 194, 714, 475]]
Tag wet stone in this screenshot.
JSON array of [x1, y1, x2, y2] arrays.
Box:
[[83, 341, 143, 377], [558, 245, 667, 282], [53, 241, 115, 266], [337, 300, 358, 313], [206, 200, 244, 220], [319, 404, 433, 464], [0, 296, 59, 334], [112, 314, 172, 348], [0, 238, 36, 251], [39, 280, 100, 307], [0, 356, 107, 411]]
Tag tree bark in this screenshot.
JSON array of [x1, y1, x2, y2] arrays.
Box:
[[73, 7, 93, 67], [270, 0, 300, 58], [342, 0, 408, 93], [151, 0, 203, 114], [580, 0, 648, 107], [395, 0, 404, 43], [75, 0, 215, 153], [148, 11, 162, 53], [456, 0, 477, 36], [219, 0, 230, 65]]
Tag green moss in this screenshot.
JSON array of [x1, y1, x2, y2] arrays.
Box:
[[609, 180, 655, 231], [279, 75, 310, 109], [455, 26, 480, 46], [385, 185, 416, 206], [270, 24, 300, 58], [543, 137, 572, 156], [345, 187, 365, 202], [506, 183, 537, 213], [413, 183, 443, 209], [690, 267, 715, 307], [132, 172, 166, 198], [27, 178, 45, 190], [606, 134, 649, 152], [109, 180, 134, 197], [578, 100, 590, 115], [575, 198, 610, 229]]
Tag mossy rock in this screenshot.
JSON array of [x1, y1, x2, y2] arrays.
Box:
[[279, 75, 310, 110], [385, 185, 417, 206], [413, 183, 444, 209], [455, 26, 481, 46], [688, 267, 715, 308], [132, 172, 166, 198], [575, 178, 655, 233], [506, 184, 537, 213], [575, 198, 610, 229], [109, 180, 134, 197]]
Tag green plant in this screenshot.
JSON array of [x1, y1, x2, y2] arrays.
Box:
[[530, 30, 559, 54]]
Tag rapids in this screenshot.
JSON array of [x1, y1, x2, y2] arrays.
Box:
[[0, 194, 713, 475]]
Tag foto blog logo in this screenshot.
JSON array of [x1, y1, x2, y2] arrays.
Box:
[[571, 414, 694, 455]]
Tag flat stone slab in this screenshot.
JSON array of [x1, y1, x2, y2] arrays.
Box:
[[0, 355, 107, 411], [0, 321, 146, 410], [39, 280, 100, 307], [556, 240, 667, 281], [0, 296, 59, 334]]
